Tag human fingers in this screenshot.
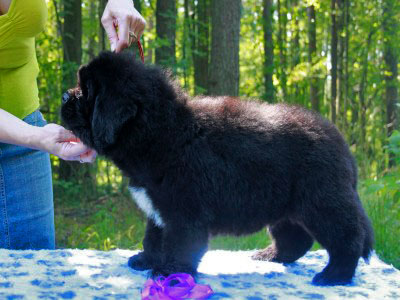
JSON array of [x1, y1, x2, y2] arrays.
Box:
[[79, 149, 97, 164], [57, 141, 90, 161], [101, 10, 119, 51], [129, 10, 146, 41], [115, 15, 131, 52]]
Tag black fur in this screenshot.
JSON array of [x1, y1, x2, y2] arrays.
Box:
[[61, 51, 374, 286]]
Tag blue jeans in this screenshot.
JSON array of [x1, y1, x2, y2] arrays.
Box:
[[0, 110, 55, 249]]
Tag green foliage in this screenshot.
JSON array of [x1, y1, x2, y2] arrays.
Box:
[[360, 170, 400, 269], [387, 130, 400, 164], [210, 231, 270, 251], [54, 181, 146, 251]]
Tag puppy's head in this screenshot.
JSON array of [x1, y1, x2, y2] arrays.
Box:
[[61, 52, 148, 153]]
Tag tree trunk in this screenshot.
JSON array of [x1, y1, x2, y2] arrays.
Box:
[[307, 5, 319, 112], [343, 0, 350, 131], [209, 0, 241, 96], [331, 0, 338, 124], [359, 30, 375, 149], [193, 0, 210, 95], [62, 0, 82, 91], [263, 0, 274, 102], [277, 0, 287, 100], [337, 0, 345, 129], [183, 0, 190, 89], [382, 0, 399, 166], [98, 0, 107, 51], [291, 0, 301, 68], [290, 0, 301, 104], [88, 0, 97, 60], [155, 0, 176, 68], [59, 0, 82, 181], [382, 0, 399, 137], [133, 0, 141, 13]]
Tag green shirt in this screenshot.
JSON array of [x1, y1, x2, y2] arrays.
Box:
[[0, 0, 47, 119]]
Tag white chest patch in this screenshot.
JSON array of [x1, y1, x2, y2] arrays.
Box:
[[128, 187, 164, 227]]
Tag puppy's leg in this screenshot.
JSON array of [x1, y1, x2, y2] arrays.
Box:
[[302, 197, 365, 286], [128, 219, 163, 271], [252, 220, 313, 263], [151, 223, 208, 277]]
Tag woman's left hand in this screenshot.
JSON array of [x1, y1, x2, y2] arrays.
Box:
[[37, 124, 97, 163], [101, 0, 146, 53]]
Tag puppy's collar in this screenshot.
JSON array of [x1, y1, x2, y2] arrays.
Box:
[[137, 40, 144, 63]]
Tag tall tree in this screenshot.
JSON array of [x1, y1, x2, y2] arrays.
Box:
[[277, 0, 287, 100], [182, 0, 191, 89], [87, 0, 97, 61], [133, 0, 141, 13], [382, 0, 399, 139], [209, 0, 241, 96], [337, 0, 347, 130], [307, 5, 319, 112], [155, 0, 176, 68], [344, 0, 350, 131], [382, 0, 399, 166], [290, 0, 301, 103], [62, 0, 82, 91], [193, 0, 210, 95], [263, 0, 274, 102], [59, 0, 82, 180], [359, 29, 375, 148], [98, 0, 107, 51], [331, 0, 338, 123]]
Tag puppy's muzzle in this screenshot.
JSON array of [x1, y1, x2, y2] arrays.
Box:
[[62, 88, 82, 104]]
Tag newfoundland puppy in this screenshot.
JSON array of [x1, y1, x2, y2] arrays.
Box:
[[61, 51, 373, 286]]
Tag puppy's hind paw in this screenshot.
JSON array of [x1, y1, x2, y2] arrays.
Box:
[[312, 270, 353, 286], [252, 246, 279, 262], [128, 252, 153, 271]]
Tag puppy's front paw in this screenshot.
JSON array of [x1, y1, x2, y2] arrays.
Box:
[[128, 252, 154, 271], [151, 262, 197, 278]]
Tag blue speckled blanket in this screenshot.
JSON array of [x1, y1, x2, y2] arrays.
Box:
[[0, 249, 399, 299]]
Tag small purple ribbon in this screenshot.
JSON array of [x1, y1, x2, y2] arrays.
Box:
[[141, 273, 214, 300]]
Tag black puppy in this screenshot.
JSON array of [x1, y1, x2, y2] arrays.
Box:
[[61, 51, 374, 286]]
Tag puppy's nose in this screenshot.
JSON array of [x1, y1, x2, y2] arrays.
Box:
[[62, 92, 70, 104]]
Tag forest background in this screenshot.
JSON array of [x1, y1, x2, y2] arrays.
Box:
[[36, 0, 400, 269]]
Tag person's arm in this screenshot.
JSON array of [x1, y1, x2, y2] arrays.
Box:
[[101, 0, 146, 52], [0, 0, 11, 15], [0, 109, 95, 162]]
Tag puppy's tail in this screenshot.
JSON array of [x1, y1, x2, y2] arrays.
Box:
[[359, 197, 374, 262], [362, 218, 374, 262]]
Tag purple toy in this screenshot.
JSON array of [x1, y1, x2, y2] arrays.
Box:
[[141, 273, 214, 300]]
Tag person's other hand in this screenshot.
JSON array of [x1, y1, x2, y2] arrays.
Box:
[[38, 124, 97, 163], [101, 0, 146, 53]]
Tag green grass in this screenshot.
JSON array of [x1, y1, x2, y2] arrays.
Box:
[[54, 169, 400, 270], [209, 230, 270, 250], [359, 171, 400, 269], [54, 181, 146, 251]]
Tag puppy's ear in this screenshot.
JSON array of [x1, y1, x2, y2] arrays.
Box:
[[92, 90, 137, 147]]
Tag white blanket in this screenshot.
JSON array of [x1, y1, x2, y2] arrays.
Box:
[[0, 249, 399, 299]]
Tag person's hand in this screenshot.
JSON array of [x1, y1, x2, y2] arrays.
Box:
[[101, 0, 146, 53], [37, 124, 97, 163]]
